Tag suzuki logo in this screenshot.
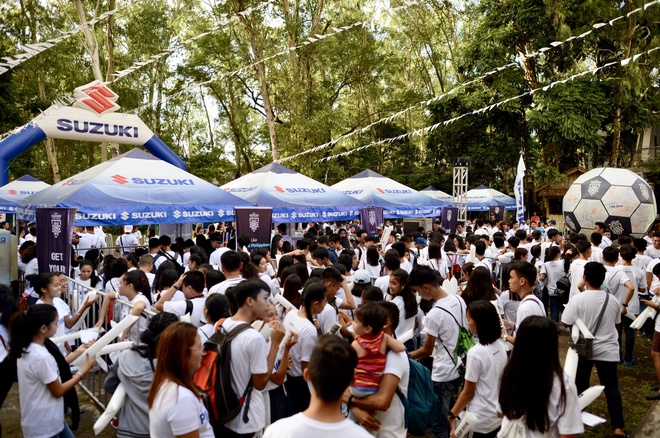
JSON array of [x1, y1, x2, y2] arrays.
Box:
[[173, 210, 181, 219], [112, 174, 128, 185], [274, 186, 285, 193], [8, 190, 16, 195], [73, 81, 120, 115], [120, 211, 130, 221], [376, 188, 385, 194]]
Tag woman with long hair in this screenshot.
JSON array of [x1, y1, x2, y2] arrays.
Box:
[[271, 235, 284, 259], [386, 269, 418, 342], [10, 304, 95, 438], [20, 243, 39, 304], [428, 241, 449, 279], [0, 285, 19, 436], [461, 266, 498, 306], [540, 246, 564, 323], [281, 274, 303, 311], [76, 259, 102, 290], [95, 270, 151, 341], [282, 280, 327, 414], [498, 316, 583, 437], [449, 301, 507, 438], [359, 246, 382, 278], [105, 312, 179, 438], [148, 322, 213, 437]]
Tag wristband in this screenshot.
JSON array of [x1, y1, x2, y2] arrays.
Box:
[[622, 303, 628, 308], [75, 371, 84, 380], [448, 411, 457, 420]]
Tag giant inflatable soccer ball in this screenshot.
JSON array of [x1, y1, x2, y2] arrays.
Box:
[[563, 168, 656, 238]]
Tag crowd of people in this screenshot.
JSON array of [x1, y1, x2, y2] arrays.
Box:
[[1, 216, 660, 438]]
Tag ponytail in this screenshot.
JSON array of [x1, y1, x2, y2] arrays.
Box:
[[0, 285, 19, 328], [124, 270, 152, 304], [29, 272, 59, 297], [300, 280, 327, 327], [9, 304, 57, 360]]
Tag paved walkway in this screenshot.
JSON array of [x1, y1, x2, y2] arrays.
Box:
[[634, 401, 660, 437]]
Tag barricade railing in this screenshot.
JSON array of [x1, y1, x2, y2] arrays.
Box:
[[66, 277, 156, 410]]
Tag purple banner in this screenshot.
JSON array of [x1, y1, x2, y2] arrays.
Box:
[[36, 208, 77, 275], [235, 207, 272, 252], [490, 205, 505, 222], [441, 207, 458, 234], [360, 207, 384, 235]]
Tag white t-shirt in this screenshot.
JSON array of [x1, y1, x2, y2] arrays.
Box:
[[17, 343, 64, 438], [120, 293, 151, 342], [208, 277, 244, 295], [500, 373, 584, 438], [283, 311, 318, 377], [317, 301, 341, 334], [374, 275, 390, 294], [400, 258, 413, 274], [514, 294, 545, 335], [633, 254, 652, 272], [154, 250, 183, 270], [264, 412, 372, 438], [209, 247, 230, 269], [164, 296, 206, 327], [589, 246, 604, 264], [149, 380, 214, 438], [385, 294, 415, 340], [428, 258, 448, 278], [561, 290, 621, 362], [116, 233, 139, 253], [604, 265, 631, 305], [568, 259, 588, 298], [423, 294, 467, 382], [499, 290, 519, 327], [377, 350, 410, 438], [198, 323, 215, 342], [646, 246, 660, 259], [222, 318, 268, 434], [35, 297, 71, 355], [619, 265, 646, 315], [541, 260, 565, 296], [464, 342, 507, 434], [24, 258, 39, 298]]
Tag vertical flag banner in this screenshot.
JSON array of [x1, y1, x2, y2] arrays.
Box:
[[490, 205, 505, 222], [360, 207, 384, 235], [36, 208, 77, 275], [515, 155, 526, 226], [235, 207, 273, 252], [442, 207, 459, 234]]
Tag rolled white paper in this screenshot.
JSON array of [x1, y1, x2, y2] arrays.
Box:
[[96, 341, 132, 356], [93, 383, 126, 435], [72, 315, 138, 367], [96, 356, 108, 373], [454, 411, 478, 438], [252, 320, 273, 339], [80, 329, 100, 343], [564, 347, 579, 382], [275, 294, 295, 311], [180, 313, 191, 323], [398, 329, 414, 344], [574, 318, 594, 339], [571, 324, 580, 344], [623, 311, 636, 321], [578, 385, 605, 411], [51, 327, 103, 345], [448, 277, 459, 295], [630, 306, 656, 330]]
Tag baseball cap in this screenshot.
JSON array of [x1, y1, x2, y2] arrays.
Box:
[[414, 237, 428, 247], [124, 225, 132, 233], [353, 269, 371, 285]]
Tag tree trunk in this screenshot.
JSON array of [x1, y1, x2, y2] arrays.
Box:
[[74, 0, 103, 81], [102, 0, 117, 163], [199, 86, 215, 152]]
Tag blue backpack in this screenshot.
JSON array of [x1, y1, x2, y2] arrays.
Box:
[[396, 357, 439, 436]]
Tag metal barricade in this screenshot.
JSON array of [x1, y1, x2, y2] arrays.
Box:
[[66, 277, 156, 410]]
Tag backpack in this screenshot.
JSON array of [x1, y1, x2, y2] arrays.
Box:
[[447, 255, 461, 280], [155, 251, 185, 276], [436, 297, 475, 378], [396, 357, 439, 436], [193, 318, 254, 427]]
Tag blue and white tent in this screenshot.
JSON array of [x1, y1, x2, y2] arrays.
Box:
[[464, 184, 516, 211], [221, 163, 364, 223], [17, 149, 252, 225], [331, 170, 448, 218], [0, 175, 50, 213], [421, 186, 453, 205]]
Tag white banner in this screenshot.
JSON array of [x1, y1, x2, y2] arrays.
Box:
[[515, 155, 526, 226]]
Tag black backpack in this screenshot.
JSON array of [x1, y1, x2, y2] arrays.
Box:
[[154, 251, 185, 276]]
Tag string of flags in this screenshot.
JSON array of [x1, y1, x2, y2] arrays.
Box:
[[0, 4, 129, 77], [109, 0, 275, 83], [126, 0, 420, 115], [277, 0, 660, 164], [316, 44, 660, 163]]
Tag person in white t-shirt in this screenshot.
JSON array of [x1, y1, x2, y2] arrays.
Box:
[[345, 301, 409, 438], [11, 304, 96, 438], [385, 269, 418, 346], [95, 271, 151, 342], [197, 294, 231, 342], [154, 271, 207, 327], [148, 322, 214, 438], [283, 281, 326, 413], [216, 279, 285, 437], [503, 261, 545, 344], [208, 250, 245, 295], [561, 262, 626, 437], [409, 266, 467, 438], [498, 315, 583, 437], [33, 272, 95, 356], [645, 231, 660, 259], [374, 256, 400, 295], [115, 225, 139, 255], [153, 235, 183, 271], [449, 301, 507, 437], [539, 246, 565, 323], [569, 240, 591, 299], [264, 334, 372, 438]]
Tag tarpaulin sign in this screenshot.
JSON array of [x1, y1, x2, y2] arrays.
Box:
[[36, 208, 77, 275], [236, 207, 272, 252], [360, 207, 384, 235], [442, 207, 458, 234]]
